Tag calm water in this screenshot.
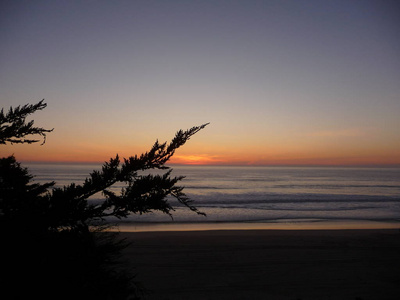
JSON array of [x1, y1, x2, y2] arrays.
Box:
[[26, 163, 400, 230]]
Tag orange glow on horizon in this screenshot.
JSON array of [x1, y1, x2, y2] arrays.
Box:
[[16, 157, 400, 167], [170, 155, 228, 165], [9, 150, 400, 167], [4, 141, 400, 167]]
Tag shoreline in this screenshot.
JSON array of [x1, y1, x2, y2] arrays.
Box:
[[115, 219, 400, 232], [121, 228, 400, 299]]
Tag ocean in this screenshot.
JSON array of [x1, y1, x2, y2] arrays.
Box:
[[25, 163, 400, 231]]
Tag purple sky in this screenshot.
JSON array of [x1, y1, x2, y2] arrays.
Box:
[[1, 0, 399, 165]]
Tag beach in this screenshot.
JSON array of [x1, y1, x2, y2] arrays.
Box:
[[121, 229, 400, 300]]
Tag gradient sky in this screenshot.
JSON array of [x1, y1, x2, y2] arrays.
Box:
[[1, 0, 399, 166]]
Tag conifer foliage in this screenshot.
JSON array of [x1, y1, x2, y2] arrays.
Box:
[[0, 99, 53, 145], [0, 100, 208, 299]]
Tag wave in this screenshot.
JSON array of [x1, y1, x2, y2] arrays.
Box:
[[272, 184, 400, 189], [197, 205, 381, 212], [188, 193, 400, 205]]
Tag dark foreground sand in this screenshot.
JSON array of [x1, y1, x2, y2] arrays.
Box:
[[121, 229, 400, 300]]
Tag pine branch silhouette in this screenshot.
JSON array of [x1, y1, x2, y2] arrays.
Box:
[[0, 99, 53, 145], [1, 100, 208, 299]]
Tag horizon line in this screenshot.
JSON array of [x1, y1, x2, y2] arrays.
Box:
[[20, 160, 400, 168]]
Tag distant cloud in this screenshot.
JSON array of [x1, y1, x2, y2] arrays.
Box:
[[307, 128, 365, 138]]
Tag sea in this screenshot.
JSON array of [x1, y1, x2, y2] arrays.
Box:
[[25, 163, 400, 231]]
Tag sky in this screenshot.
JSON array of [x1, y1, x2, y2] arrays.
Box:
[[1, 0, 399, 166]]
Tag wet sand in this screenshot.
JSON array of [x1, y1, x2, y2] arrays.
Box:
[[121, 229, 400, 300]]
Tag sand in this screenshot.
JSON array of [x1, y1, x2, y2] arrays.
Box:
[[120, 229, 400, 300]]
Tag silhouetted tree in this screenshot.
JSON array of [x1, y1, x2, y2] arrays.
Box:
[[0, 99, 53, 145], [0, 100, 208, 299]]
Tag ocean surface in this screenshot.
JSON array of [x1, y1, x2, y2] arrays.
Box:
[[25, 163, 400, 231]]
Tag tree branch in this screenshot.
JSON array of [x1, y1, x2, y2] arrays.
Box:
[[0, 99, 54, 145]]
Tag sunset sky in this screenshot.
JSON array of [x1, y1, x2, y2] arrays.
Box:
[[1, 0, 399, 166]]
